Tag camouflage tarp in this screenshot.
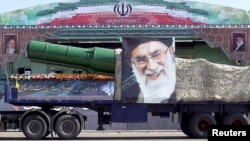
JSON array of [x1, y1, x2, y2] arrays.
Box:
[[176, 58, 250, 102], [114, 49, 122, 101]]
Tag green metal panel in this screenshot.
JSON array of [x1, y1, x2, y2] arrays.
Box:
[[27, 41, 116, 74], [194, 44, 233, 65], [176, 42, 232, 65]]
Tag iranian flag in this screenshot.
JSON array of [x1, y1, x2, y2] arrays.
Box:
[[38, 3, 206, 26]]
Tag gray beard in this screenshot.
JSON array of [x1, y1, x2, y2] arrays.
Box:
[[132, 56, 176, 103], [6, 48, 15, 54], [237, 41, 243, 47]]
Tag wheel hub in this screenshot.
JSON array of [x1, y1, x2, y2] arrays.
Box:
[[62, 120, 75, 133], [29, 120, 42, 133]]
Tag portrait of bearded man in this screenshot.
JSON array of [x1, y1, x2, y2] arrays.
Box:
[[122, 37, 176, 103]]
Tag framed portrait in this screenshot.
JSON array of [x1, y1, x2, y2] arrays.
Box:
[[231, 31, 247, 54], [2, 33, 18, 55]]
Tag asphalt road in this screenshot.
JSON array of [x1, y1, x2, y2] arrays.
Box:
[[0, 130, 207, 141]]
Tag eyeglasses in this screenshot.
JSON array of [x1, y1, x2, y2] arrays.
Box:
[[131, 49, 168, 67]]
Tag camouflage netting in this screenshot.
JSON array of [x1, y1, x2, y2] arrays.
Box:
[[114, 51, 250, 102], [114, 49, 122, 101], [176, 58, 250, 102]]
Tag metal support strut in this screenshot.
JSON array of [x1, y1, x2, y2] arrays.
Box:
[[97, 107, 105, 130]]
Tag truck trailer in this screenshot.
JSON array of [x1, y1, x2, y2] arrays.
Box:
[[0, 0, 250, 140], [0, 36, 250, 139]]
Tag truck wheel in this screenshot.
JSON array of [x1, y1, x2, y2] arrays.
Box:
[[21, 115, 48, 140], [188, 113, 216, 138], [45, 131, 51, 137], [180, 113, 194, 137], [55, 114, 81, 139], [222, 113, 249, 125], [180, 123, 190, 137]]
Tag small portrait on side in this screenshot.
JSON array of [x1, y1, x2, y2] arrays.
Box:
[[231, 32, 247, 53], [3, 34, 18, 55]]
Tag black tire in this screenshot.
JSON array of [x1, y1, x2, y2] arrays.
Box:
[[180, 123, 190, 136], [222, 113, 249, 125], [55, 114, 81, 139], [180, 113, 194, 137], [45, 131, 51, 137], [21, 114, 48, 140], [188, 113, 216, 138]]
